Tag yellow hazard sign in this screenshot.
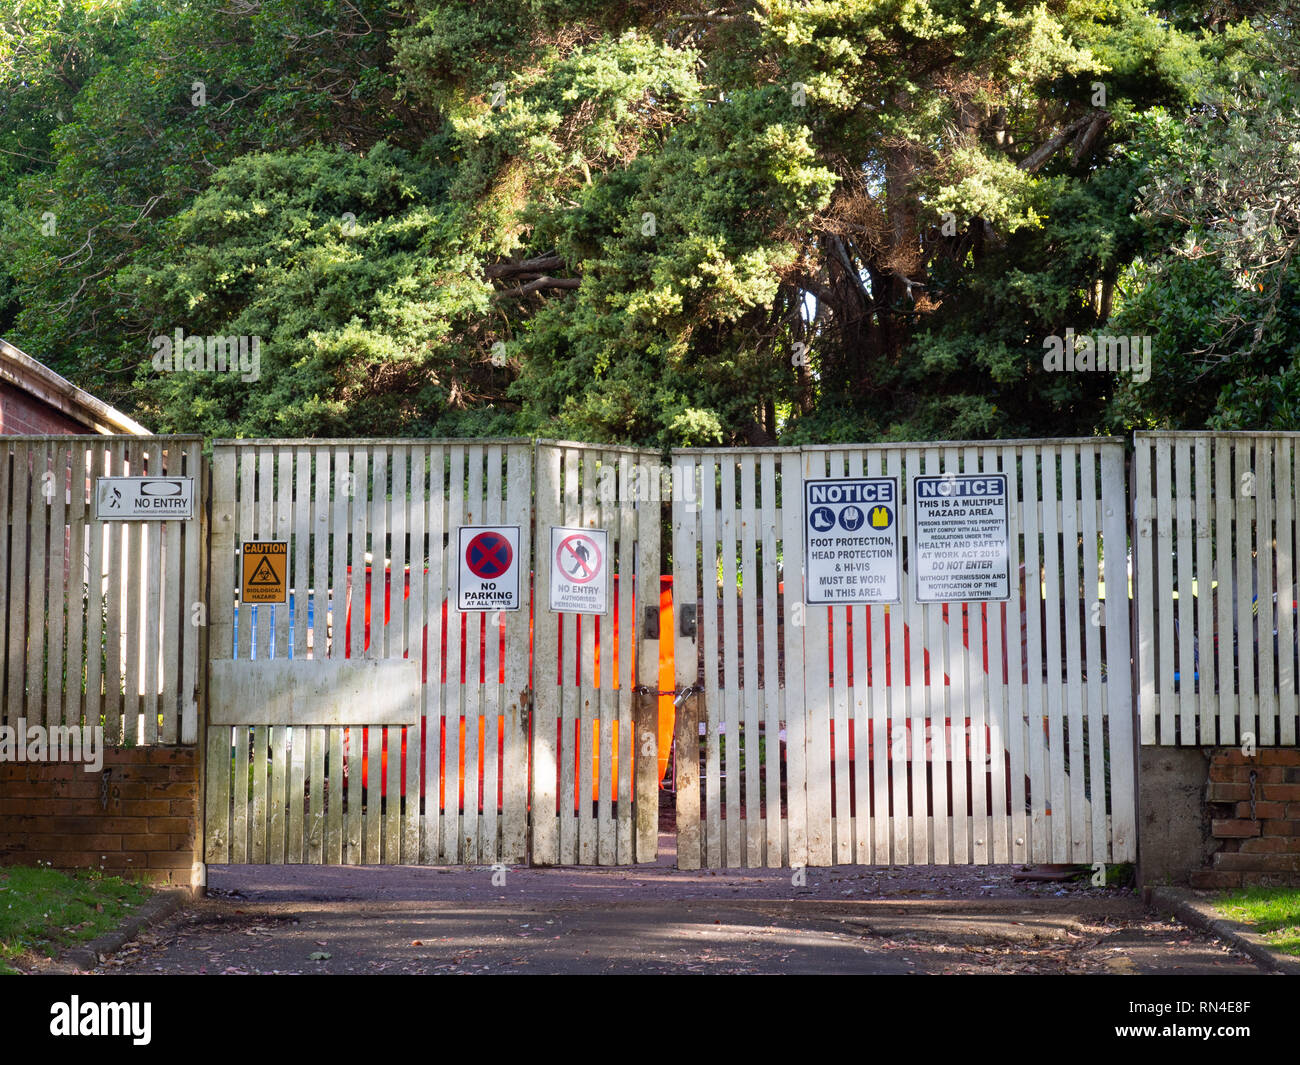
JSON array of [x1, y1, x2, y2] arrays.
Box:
[[242, 541, 287, 603]]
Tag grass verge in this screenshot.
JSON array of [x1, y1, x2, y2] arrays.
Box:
[[1215, 886, 1300, 956], [0, 865, 150, 974]]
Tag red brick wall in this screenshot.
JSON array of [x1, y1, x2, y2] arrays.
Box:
[[0, 747, 198, 887], [0, 380, 86, 435], [1193, 747, 1300, 888]]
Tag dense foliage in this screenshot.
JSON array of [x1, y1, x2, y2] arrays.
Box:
[[0, 1, 1292, 443]]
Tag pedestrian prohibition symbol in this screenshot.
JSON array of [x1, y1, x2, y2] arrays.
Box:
[[457, 526, 521, 611], [550, 527, 608, 614]]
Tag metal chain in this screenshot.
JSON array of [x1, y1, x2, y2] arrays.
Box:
[[631, 683, 703, 707], [1248, 769, 1258, 822]]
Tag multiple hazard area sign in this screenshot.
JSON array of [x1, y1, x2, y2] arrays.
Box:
[[242, 541, 287, 604], [457, 526, 522, 611], [96, 477, 194, 520], [805, 478, 901, 604], [912, 474, 1011, 602], [550, 527, 608, 614]]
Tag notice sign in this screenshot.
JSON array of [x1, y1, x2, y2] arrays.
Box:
[[804, 478, 901, 605], [912, 474, 1011, 603], [550, 527, 608, 614], [241, 541, 288, 604], [457, 526, 521, 611], [95, 477, 194, 520]]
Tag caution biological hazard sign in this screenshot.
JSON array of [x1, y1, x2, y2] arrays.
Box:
[[242, 541, 287, 604]]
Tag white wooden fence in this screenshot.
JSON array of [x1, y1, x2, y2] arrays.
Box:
[[1134, 431, 1300, 746], [28, 428, 1298, 869], [0, 435, 204, 745], [672, 440, 1136, 868]]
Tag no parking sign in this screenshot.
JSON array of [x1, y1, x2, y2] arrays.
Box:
[[457, 526, 521, 611]]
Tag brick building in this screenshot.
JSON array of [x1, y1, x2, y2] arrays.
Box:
[[1, 337, 147, 436]]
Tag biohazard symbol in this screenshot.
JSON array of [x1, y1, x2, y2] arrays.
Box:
[[870, 505, 893, 529], [247, 555, 280, 585]]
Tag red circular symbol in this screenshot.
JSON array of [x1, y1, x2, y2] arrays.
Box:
[[466, 531, 513, 579], [556, 533, 601, 583]]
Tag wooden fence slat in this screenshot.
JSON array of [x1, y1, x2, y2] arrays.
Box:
[[941, 446, 969, 864], [759, 454, 785, 867], [1040, 446, 1067, 863], [287, 447, 311, 863], [424, 447, 448, 864], [965, 445, 991, 865], [1214, 437, 1236, 746], [1174, 439, 1196, 746], [1256, 441, 1277, 747], [0, 440, 11, 730], [614, 454, 633, 865], [824, 450, 852, 865], [576, 450, 598, 864], [480, 444, 502, 863], [443, 445, 466, 863], [1079, 444, 1106, 861], [384, 445, 406, 864], [739, 454, 764, 866], [6, 442, 29, 730], [884, 450, 910, 864], [801, 450, 832, 867], [1002, 445, 1028, 864], [601, 453, 625, 865], [84, 445, 107, 740], [984, 448, 1009, 865], [1060, 444, 1086, 862], [673, 455, 702, 870], [1235, 439, 1256, 748], [1193, 438, 1218, 745], [846, 450, 871, 864], [326, 448, 348, 864], [1020, 448, 1047, 862], [249, 447, 275, 864], [1102, 444, 1137, 860], [404, 447, 426, 865], [919, 447, 948, 864], [780, 452, 808, 869], [26, 441, 50, 731], [1281, 439, 1299, 746], [461, 446, 484, 864], [503, 445, 532, 864], [699, 456, 723, 867], [181, 439, 203, 744], [45, 442, 69, 730], [206, 447, 236, 865], [531, 444, 561, 865]]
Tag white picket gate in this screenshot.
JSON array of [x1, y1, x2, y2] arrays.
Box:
[[204, 439, 535, 865], [671, 440, 1136, 868]]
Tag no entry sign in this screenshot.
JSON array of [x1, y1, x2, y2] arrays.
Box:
[[457, 526, 521, 611], [550, 527, 608, 614]]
